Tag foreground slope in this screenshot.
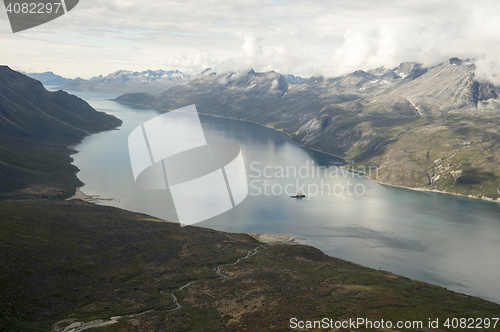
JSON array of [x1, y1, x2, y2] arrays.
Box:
[[0, 66, 121, 198], [115, 59, 500, 200], [1, 201, 499, 332]]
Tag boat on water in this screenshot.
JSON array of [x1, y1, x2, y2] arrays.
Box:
[[291, 192, 305, 198]]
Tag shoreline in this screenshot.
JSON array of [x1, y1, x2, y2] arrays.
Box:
[[247, 233, 306, 244], [365, 175, 500, 203], [67, 187, 119, 204]]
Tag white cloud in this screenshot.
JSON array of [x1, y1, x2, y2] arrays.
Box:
[[164, 35, 311, 76], [319, 0, 500, 77], [2, 0, 500, 80], [166, 49, 219, 74]]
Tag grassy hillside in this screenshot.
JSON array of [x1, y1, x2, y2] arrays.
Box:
[[0, 201, 259, 331], [0, 201, 499, 331]]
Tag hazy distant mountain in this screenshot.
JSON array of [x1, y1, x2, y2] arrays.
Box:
[[61, 69, 188, 94], [118, 69, 292, 112], [0, 66, 121, 198], [24, 71, 72, 86], [116, 58, 500, 200]]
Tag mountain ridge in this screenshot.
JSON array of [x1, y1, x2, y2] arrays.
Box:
[[60, 69, 188, 94], [0, 66, 122, 198], [89, 69, 186, 85]]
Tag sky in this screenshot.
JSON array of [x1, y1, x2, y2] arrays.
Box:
[[1, 0, 500, 80]]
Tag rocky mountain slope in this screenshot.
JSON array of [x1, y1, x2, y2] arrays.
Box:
[[115, 58, 500, 200], [0, 66, 121, 198]]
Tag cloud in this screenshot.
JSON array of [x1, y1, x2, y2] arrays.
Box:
[[159, 0, 500, 79], [2, 0, 500, 80], [320, 0, 500, 77], [241, 36, 264, 61], [166, 49, 219, 74], [166, 35, 311, 76]]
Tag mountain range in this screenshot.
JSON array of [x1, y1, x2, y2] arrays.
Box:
[[60, 68, 306, 94], [115, 58, 500, 200], [61, 69, 188, 94], [88, 69, 186, 85], [0, 66, 121, 198]]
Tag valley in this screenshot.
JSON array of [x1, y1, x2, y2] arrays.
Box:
[[1, 64, 500, 331]]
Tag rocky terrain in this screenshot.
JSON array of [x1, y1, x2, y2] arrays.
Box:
[[0, 66, 121, 198], [115, 58, 500, 200]]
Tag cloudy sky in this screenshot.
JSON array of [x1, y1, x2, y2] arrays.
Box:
[[1, 0, 500, 80]]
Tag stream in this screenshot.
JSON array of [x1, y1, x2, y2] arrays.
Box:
[[53, 244, 266, 332]]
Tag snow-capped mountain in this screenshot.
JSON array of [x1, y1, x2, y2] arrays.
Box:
[[89, 69, 187, 85]]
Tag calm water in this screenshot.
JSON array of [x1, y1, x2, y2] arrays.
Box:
[[71, 91, 500, 303]]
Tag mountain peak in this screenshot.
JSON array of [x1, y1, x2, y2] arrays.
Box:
[[449, 57, 462, 66], [350, 70, 370, 77], [395, 62, 426, 79], [200, 68, 216, 76], [447, 57, 474, 67]]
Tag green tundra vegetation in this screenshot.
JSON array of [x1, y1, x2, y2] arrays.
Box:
[[1, 201, 499, 331]]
